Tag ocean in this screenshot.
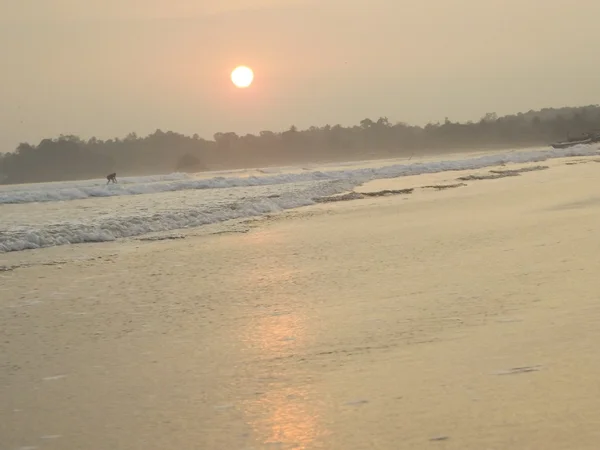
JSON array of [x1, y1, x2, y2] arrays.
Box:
[[1, 145, 597, 253]]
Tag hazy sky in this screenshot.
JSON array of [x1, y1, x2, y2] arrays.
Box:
[[2, 0, 600, 151]]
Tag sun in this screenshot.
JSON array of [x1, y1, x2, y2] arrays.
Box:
[[231, 66, 254, 88]]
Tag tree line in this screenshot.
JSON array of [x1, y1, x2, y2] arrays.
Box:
[[1, 105, 599, 184]]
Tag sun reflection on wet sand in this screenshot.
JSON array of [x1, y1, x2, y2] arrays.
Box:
[[239, 311, 328, 448], [235, 233, 329, 449], [242, 384, 328, 450], [244, 313, 306, 355]]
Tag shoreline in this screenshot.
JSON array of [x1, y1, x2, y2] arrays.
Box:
[[1, 145, 599, 255], [2, 147, 599, 261]]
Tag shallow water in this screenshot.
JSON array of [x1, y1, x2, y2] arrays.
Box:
[[1, 145, 597, 252]]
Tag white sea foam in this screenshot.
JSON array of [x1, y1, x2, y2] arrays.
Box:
[[1, 145, 597, 205], [0, 180, 356, 252], [0, 145, 598, 253]]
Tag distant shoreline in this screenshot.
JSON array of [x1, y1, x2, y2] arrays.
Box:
[[1, 104, 598, 184], [0, 143, 544, 186]]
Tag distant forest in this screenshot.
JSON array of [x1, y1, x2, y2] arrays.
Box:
[[1, 105, 600, 184]]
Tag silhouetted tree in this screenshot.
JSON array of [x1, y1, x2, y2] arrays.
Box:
[[2, 104, 600, 184], [176, 153, 206, 172]]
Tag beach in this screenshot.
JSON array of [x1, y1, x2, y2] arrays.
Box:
[[3, 151, 600, 449]]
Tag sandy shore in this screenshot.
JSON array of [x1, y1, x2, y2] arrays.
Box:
[[3, 153, 600, 449]]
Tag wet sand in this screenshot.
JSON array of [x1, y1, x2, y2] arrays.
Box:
[[3, 154, 600, 449]]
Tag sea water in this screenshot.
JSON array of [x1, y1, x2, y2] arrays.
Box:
[[1, 145, 597, 253]]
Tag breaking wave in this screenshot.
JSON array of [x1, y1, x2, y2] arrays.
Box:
[[0, 180, 357, 253], [1, 144, 598, 253], [1, 145, 597, 205]]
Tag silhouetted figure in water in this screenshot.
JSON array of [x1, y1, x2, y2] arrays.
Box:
[[106, 173, 117, 184]]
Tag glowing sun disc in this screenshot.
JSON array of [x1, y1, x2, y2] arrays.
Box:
[[231, 66, 254, 88]]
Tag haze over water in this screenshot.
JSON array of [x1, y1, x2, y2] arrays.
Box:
[[2, 0, 600, 152]]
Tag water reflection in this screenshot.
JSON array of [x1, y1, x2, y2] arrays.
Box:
[[235, 239, 328, 449], [242, 384, 327, 450], [245, 313, 306, 355], [239, 311, 328, 449]]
